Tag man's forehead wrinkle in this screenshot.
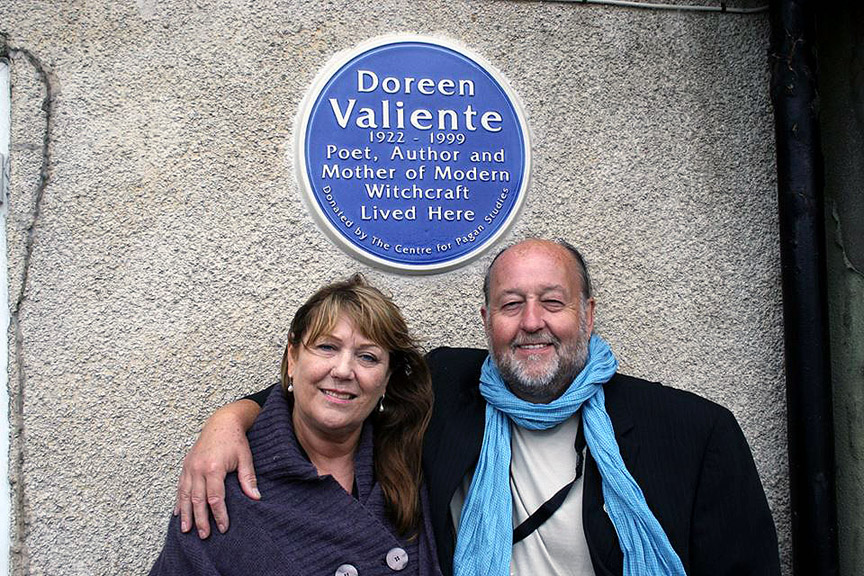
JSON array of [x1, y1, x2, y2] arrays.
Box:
[[492, 283, 571, 298]]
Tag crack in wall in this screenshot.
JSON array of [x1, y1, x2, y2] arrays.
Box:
[[0, 37, 55, 575], [830, 201, 864, 278]]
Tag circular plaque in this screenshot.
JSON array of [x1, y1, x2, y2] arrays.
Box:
[[295, 35, 531, 273]]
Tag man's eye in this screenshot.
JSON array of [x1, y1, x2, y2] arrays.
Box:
[[543, 300, 565, 309], [501, 301, 521, 310]]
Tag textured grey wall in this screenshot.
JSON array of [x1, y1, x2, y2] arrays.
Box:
[[0, 1, 786, 574]]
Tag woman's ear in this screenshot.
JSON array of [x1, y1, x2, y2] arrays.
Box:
[[285, 343, 298, 377], [280, 340, 299, 385]]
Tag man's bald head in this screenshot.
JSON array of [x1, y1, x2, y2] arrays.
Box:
[[483, 239, 592, 306]]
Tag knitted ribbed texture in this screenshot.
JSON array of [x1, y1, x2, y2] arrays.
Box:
[[150, 387, 441, 576], [452, 335, 685, 576]]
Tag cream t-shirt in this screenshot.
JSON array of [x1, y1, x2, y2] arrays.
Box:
[[449, 415, 596, 576]]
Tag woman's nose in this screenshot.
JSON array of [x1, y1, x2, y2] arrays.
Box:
[[330, 352, 355, 379]]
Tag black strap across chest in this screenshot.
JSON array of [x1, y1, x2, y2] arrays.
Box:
[[512, 418, 586, 545]]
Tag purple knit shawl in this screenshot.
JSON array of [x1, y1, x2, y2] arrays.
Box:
[[150, 387, 442, 576]]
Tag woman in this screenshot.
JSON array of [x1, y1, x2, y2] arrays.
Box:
[[151, 274, 441, 576]]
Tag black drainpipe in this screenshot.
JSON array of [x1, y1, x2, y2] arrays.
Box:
[[769, 1, 839, 574]]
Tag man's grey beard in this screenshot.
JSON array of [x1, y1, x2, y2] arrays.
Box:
[[488, 309, 591, 403]]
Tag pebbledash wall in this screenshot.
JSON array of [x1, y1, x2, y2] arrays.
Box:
[[0, 1, 786, 575]]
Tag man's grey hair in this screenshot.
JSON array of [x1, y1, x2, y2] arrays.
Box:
[[482, 239, 593, 305]]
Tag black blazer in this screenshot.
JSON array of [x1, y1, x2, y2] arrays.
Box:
[[421, 347, 781, 576]]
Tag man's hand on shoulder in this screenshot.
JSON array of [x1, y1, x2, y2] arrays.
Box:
[[174, 399, 262, 538]]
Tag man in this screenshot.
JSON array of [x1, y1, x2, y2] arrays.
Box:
[[174, 239, 780, 575]]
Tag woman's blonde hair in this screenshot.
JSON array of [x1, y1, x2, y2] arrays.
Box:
[[280, 274, 433, 535]]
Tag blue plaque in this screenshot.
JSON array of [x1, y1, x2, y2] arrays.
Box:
[[295, 35, 531, 273]]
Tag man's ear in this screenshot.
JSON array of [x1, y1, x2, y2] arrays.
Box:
[[584, 297, 596, 334], [480, 305, 489, 331]]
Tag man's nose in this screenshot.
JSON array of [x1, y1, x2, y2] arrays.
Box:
[[519, 300, 545, 332]]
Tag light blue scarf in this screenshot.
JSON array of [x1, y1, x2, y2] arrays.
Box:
[[453, 335, 685, 576]]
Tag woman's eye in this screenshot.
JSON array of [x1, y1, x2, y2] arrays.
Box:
[[358, 353, 379, 364], [316, 343, 337, 352]]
